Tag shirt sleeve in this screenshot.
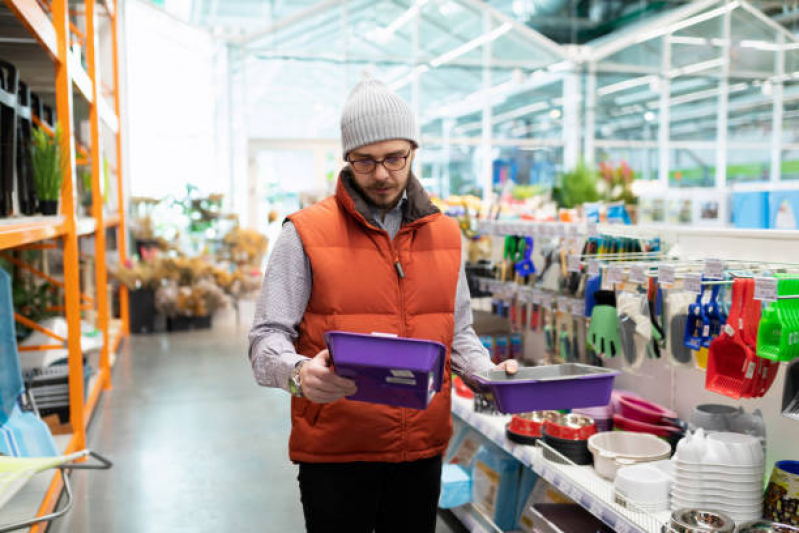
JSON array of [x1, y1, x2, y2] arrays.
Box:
[[451, 262, 495, 377], [248, 221, 312, 391]]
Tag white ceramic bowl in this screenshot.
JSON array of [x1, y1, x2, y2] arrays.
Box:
[[588, 431, 672, 480], [673, 476, 764, 492], [670, 496, 763, 514], [675, 430, 764, 468], [615, 464, 671, 505], [672, 487, 763, 503]]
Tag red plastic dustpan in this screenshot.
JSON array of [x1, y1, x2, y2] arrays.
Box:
[[706, 279, 757, 399]]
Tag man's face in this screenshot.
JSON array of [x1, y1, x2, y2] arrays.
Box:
[[347, 139, 415, 210]]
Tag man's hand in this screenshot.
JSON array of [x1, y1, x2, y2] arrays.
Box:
[[300, 349, 357, 403], [493, 359, 520, 374]]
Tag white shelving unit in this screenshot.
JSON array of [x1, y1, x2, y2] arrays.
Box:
[[451, 395, 671, 533]]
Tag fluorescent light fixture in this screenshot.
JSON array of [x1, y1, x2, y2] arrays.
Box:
[[635, 2, 740, 45], [371, 0, 428, 43], [597, 75, 657, 97], [669, 57, 724, 78], [784, 43, 799, 51], [430, 22, 512, 68], [453, 101, 550, 134], [643, 111, 655, 121], [740, 39, 780, 52], [549, 108, 562, 119]]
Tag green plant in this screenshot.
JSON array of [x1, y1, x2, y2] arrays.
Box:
[[554, 162, 601, 209], [79, 166, 92, 206], [30, 125, 66, 201]]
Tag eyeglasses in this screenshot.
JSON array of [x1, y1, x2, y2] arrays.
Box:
[[347, 149, 412, 174]]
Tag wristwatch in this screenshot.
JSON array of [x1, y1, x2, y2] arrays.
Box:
[[289, 360, 307, 397]]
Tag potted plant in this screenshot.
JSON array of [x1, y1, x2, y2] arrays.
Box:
[[30, 125, 65, 215]]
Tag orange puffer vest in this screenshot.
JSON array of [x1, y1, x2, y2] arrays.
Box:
[[286, 169, 461, 463]]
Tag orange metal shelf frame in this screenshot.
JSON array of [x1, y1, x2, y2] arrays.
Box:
[[0, 217, 65, 250], [0, 0, 128, 531]]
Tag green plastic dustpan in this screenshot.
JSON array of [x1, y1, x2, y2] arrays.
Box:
[[757, 277, 799, 362]]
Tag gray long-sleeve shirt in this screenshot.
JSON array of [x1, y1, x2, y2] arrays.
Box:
[[247, 196, 494, 392]]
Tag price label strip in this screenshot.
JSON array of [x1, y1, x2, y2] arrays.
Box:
[[684, 273, 703, 294], [658, 265, 676, 287], [588, 259, 600, 277], [607, 265, 624, 287], [704, 258, 724, 280], [754, 277, 778, 302], [572, 299, 586, 317], [628, 264, 646, 284], [567, 254, 582, 273]]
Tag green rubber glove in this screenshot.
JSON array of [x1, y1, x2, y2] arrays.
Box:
[[588, 290, 621, 357]]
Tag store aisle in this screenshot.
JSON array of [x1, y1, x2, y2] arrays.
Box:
[[49, 306, 464, 533]]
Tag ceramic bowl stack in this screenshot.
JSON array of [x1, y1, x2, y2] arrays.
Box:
[[673, 429, 765, 524], [614, 462, 673, 513]]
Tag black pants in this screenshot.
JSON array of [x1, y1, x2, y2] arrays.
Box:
[[298, 455, 443, 533]]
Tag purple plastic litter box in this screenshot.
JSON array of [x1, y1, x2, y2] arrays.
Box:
[[471, 364, 621, 414], [324, 331, 446, 410]]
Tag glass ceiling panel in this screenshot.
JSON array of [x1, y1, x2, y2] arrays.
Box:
[[492, 82, 563, 140], [602, 38, 663, 69], [491, 28, 561, 67], [729, 9, 777, 75], [419, 1, 483, 64], [670, 74, 720, 142], [727, 76, 772, 144]]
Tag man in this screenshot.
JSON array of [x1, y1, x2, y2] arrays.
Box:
[[248, 79, 517, 533]]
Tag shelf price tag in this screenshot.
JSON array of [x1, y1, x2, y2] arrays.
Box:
[[589, 500, 604, 518], [558, 296, 570, 313], [567, 224, 578, 237], [684, 273, 703, 294], [532, 289, 543, 305], [542, 293, 553, 310], [658, 265, 676, 286], [607, 265, 624, 286], [615, 521, 632, 533], [629, 264, 646, 284], [588, 259, 600, 277], [754, 277, 778, 302], [567, 254, 582, 273], [572, 299, 586, 316], [704, 258, 724, 280]]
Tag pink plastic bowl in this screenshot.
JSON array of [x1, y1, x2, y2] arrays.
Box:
[[616, 393, 677, 425], [612, 414, 681, 437]]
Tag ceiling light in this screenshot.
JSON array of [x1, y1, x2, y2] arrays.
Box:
[[549, 109, 561, 119], [762, 80, 773, 96], [668, 58, 724, 78], [438, 1, 461, 17], [430, 23, 512, 68], [740, 39, 780, 52], [644, 111, 655, 122], [597, 75, 657, 97], [368, 0, 428, 43]]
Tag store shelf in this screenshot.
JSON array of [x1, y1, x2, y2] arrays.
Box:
[[451, 396, 669, 533], [104, 212, 120, 227], [1, 0, 58, 60], [76, 216, 97, 237], [0, 216, 65, 250]]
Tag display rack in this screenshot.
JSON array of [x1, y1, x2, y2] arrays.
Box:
[[0, 0, 128, 530], [451, 396, 670, 533]]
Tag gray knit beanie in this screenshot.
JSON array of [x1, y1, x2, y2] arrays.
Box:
[[340, 79, 418, 159]]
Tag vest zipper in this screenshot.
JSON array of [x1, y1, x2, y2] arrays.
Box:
[[391, 242, 408, 460]]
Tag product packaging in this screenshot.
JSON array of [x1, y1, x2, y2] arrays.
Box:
[[472, 443, 521, 531], [439, 464, 472, 509]]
